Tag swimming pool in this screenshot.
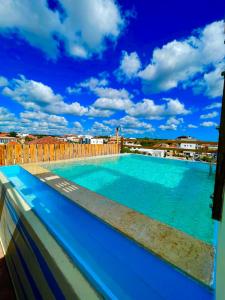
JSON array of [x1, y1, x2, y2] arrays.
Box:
[[0, 165, 214, 299], [47, 154, 216, 244]]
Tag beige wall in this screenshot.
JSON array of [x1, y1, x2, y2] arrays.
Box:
[[216, 195, 225, 300]]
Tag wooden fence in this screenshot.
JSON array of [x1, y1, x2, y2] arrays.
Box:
[[0, 143, 120, 166]]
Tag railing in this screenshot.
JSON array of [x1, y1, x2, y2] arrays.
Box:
[[0, 143, 120, 166]]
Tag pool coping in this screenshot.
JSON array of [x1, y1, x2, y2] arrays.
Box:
[[21, 159, 215, 288]]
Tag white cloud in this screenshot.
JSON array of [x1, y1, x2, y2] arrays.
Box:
[[3, 75, 62, 107], [200, 111, 218, 119], [137, 20, 224, 96], [0, 106, 16, 121], [73, 121, 83, 132], [0, 76, 8, 87], [20, 111, 68, 126], [126, 98, 190, 119], [0, 0, 125, 59], [86, 107, 114, 117], [115, 51, 141, 80], [2, 75, 88, 116], [204, 102, 222, 110], [88, 121, 112, 135], [93, 97, 133, 111], [191, 62, 224, 98], [159, 117, 183, 131], [200, 121, 218, 127], [104, 115, 154, 132], [188, 124, 198, 128]]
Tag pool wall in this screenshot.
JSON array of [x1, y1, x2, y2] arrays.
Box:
[[0, 165, 214, 300], [215, 193, 225, 300], [0, 172, 101, 300]]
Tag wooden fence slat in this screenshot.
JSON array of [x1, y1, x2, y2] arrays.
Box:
[[64, 144, 70, 159], [23, 144, 29, 164], [55, 144, 60, 161], [37, 144, 43, 162], [30, 144, 37, 163], [60, 144, 65, 160], [49, 144, 55, 161], [0, 145, 5, 165], [43, 144, 49, 162], [15, 144, 22, 164], [6, 144, 14, 165]]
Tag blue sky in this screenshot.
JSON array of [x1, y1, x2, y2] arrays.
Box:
[[0, 0, 224, 141]]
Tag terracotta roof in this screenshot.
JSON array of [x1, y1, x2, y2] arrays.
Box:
[[7, 141, 19, 145], [27, 136, 66, 145], [0, 133, 9, 137]]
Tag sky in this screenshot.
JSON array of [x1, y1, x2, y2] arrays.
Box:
[[0, 0, 224, 141]]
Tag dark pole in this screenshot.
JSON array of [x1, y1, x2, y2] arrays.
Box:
[[212, 71, 225, 220]]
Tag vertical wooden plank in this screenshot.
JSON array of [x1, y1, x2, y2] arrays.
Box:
[[30, 144, 37, 163], [85, 144, 88, 157], [23, 144, 29, 164], [15, 144, 22, 164], [0, 145, 5, 166], [69, 144, 73, 159], [6, 144, 14, 165], [77, 144, 81, 157], [43, 144, 49, 162], [49, 144, 55, 161], [60, 144, 65, 160], [37, 144, 43, 162], [64, 144, 70, 159], [104, 144, 107, 155], [73, 144, 77, 158], [55, 144, 60, 161]]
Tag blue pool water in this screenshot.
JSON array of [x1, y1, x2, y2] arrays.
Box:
[[47, 154, 216, 244], [0, 165, 213, 300]]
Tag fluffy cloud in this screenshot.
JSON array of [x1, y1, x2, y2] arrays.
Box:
[[200, 121, 218, 127], [191, 62, 224, 98], [188, 124, 198, 128], [73, 121, 83, 132], [159, 117, 184, 131], [0, 76, 8, 87], [104, 115, 154, 132], [93, 97, 133, 111], [86, 107, 114, 117], [20, 111, 68, 126], [88, 121, 112, 135], [130, 20, 224, 97], [204, 102, 222, 110], [115, 51, 141, 81], [200, 111, 218, 119], [2, 75, 88, 116], [0, 0, 125, 59], [0, 106, 16, 121], [126, 98, 190, 119]]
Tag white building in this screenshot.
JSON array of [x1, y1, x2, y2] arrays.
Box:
[[0, 136, 17, 144], [82, 136, 104, 144], [131, 148, 165, 158], [179, 142, 198, 150]]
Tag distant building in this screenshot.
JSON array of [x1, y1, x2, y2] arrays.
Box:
[[0, 136, 17, 144], [64, 135, 81, 143], [176, 136, 197, 141], [83, 137, 104, 144], [179, 142, 198, 150]]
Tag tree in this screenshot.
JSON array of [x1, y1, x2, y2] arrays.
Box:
[[9, 131, 17, 137]]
